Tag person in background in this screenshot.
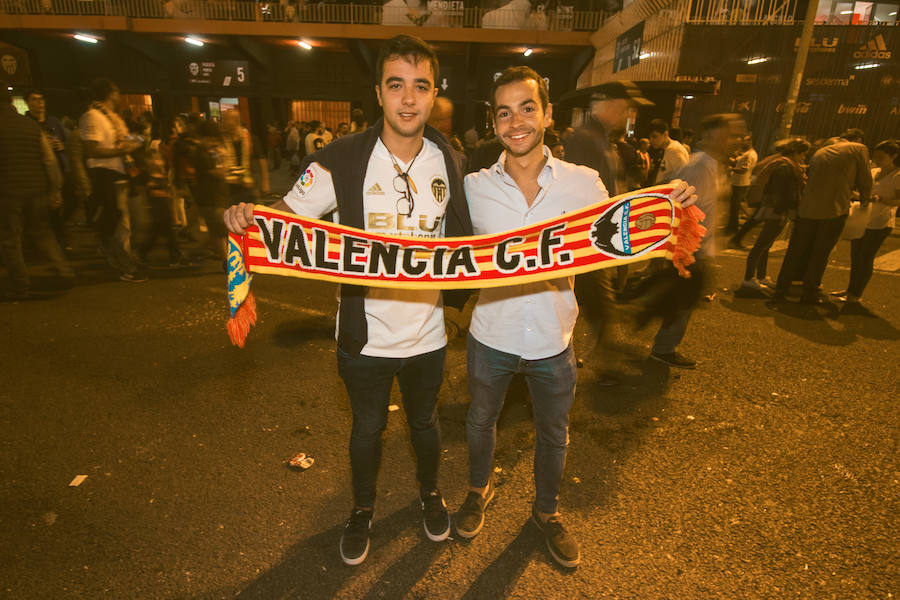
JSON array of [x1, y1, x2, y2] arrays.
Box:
[[266, 123, 282, 170], [349, 107, 367, 133], [738, 137, 809, 295], [648, 119, 690, 184], [0, 89, 74, 299], [773, 130, 872, 304], [25, 90, 73, 248], [220, 110, 255, 206], [831, 139, 900, 310], [63, 115, 92, 226], [428, 96, 465, 169], [80, 77, 145, 282], [544, 129, 565, 160], [636, 138, 651, 186], [136, 137, 188, 268], [193, 120, 230, 264], [728, 135, 758, 234]]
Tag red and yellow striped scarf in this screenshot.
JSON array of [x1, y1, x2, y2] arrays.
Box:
[[226, 184, 705, 347]]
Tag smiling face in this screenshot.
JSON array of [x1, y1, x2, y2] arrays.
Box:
[[375, 55, 437, 140], [491, 78, 552, 159]]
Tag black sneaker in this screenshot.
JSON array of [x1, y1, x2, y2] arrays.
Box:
[[455, 478, 495, 539], [339, 508, 372, 566], [420, 489, 451, 542], [531, 507, 581, 568], [650, 351, 697, 369]]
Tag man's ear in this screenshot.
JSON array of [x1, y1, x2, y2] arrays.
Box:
[[375, 84, 383, 107], [544, 103, 553, 128]]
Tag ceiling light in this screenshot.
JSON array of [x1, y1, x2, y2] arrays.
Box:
[[683, 95, 694, 100], [854, 62, 880, 69], [639, 52, 651, 59], [839, 9, 853, 13], [890, 11, 897, 15], [297, 40, 312, 50], [74, 33, 99, 44], [523, 48, 533, 57], [6, 86, 12, 91], [747, 57, 768, 65], [184, 36, 204, 47]]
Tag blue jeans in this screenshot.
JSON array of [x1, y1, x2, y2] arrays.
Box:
[[337, 346, 446, 509], [466, 335, 577, 514]]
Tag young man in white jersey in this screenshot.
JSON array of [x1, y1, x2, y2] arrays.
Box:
[[455, 66, 695, 568], [223, 35, 473, 566]]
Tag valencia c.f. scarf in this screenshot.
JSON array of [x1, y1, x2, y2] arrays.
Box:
[[226, 184, 705, 347]]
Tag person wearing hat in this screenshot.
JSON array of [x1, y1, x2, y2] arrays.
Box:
[[562, 81, 653, 383]]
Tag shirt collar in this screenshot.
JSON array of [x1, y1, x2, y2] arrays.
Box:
[[493, 145, 558, 184]]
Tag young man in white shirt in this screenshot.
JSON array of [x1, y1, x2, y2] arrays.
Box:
[[80, 78, 145, 282], [648, 118, 690, 185], [454, 66, 694, 568], [223, 35, 473, 566]]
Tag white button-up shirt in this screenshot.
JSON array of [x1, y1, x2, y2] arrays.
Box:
[[465, 147, 610, 360]]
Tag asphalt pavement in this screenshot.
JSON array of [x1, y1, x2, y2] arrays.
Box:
[[2, 179, 898, 599]]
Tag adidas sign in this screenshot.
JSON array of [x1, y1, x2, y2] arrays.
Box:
[[366, 182, 384, 195], [853, 35, 891, 60]]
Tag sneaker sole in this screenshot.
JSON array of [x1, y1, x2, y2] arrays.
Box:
[[421, 495, 452, 542], [339, 538, 370, 566], [455, 486, 496, 539], [649, 354, 696, 369], [530, 515, 581, 568]]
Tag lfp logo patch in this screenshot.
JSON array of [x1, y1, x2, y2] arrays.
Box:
[[295, 167, 315, 195]]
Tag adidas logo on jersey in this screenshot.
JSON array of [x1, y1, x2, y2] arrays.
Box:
[[366, 183, 384, 195], [853, 35, 891, 60]]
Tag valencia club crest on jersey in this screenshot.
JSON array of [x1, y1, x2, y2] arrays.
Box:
[[431, 177, 447, 205], [590, 193, 674, 258]]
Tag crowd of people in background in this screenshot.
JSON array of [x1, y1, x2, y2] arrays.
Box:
[[1, 77, 897, 318]]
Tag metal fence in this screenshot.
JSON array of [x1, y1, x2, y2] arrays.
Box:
[[685, 0, 799, 25], [0, 0, 604, 31]]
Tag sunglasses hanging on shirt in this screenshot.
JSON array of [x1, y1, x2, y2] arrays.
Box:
[[385, 140, 421, 218]]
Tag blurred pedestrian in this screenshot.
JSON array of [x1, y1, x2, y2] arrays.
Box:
[[649, 114, 744, 368], [774, 131, 872, 304], [221, 110, 255, 205], [0, 89, 74, 299]]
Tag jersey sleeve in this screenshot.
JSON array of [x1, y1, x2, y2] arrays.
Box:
[[282, 161, 338, 219]]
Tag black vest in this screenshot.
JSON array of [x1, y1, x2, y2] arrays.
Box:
[[298, 118, 473, 354]]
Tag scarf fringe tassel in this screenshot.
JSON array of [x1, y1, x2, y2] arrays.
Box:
[[227, 291, 257, 348], [672, 205, 707, 279]]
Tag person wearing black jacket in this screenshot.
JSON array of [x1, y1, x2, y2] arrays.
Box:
[[739, 138, 809, 295], [224, 35, 472, 566]]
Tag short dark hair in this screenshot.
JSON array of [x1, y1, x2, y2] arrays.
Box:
[[489, 66, 549, 114], [89, 78, 118, 102], [648, 119, 669, 135], [840, 128, 865, 143], [25, 89, 44, 101], [375, 35, 439, 86], [873, 139, 899, 156], [774, 137, 810, 157]]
